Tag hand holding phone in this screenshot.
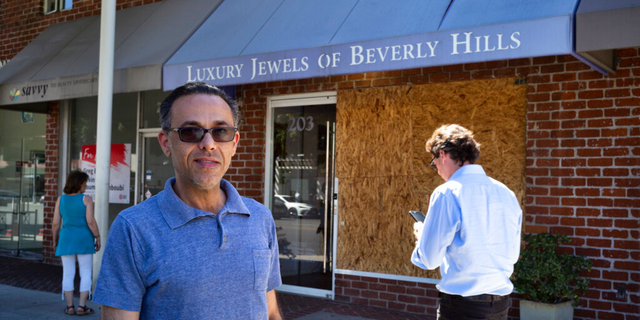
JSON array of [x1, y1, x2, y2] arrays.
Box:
[[409, 211, 425, 241], [409, 210, 425, 223]]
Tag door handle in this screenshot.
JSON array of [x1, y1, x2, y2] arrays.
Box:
[[323, 121, 330, 273]]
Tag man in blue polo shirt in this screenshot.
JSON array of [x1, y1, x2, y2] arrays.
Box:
[[94, 82, 282, 319]]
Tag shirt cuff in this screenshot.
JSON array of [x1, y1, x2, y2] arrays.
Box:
[[92, 289, 142, 312]]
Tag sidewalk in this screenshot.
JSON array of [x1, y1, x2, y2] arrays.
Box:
[[0, 255, 431, 320], [0, 284, 102, 319]]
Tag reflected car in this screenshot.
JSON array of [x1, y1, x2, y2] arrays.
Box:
[[272, 196, 289, 218], [273, 195, 319, 217]]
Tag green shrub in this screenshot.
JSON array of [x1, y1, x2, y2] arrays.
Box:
[[513, 233, 592, 307]]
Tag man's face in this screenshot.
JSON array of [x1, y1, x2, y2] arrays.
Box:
[[433, 150, 462, 182], [434, 154, 447, 181], [158, 94, 239, 191]]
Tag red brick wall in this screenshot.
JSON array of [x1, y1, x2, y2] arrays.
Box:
[[524, 49, 640, 320], [239, 49, 640, 319], [42, 102, 59, 265], [0, 0, 163, 62], [224, 91, 267, 200], [334, 274, 440, 315]]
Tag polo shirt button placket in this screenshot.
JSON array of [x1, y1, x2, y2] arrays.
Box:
[[218, 218, 229, 250]]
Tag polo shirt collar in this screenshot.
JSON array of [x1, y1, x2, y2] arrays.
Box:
[[158, 177, 250, 229], [449, 164, 486, 180]]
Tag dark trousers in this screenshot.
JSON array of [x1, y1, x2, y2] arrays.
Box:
[[437, 293, 510, 320]]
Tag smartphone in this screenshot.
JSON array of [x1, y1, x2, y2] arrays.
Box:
[[409, 210, 425, 223]]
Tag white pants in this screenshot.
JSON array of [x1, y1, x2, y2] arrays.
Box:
[[60, 254, 93, 300]]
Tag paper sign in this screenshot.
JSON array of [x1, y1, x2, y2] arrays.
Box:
[[81, 144, 131, 204]]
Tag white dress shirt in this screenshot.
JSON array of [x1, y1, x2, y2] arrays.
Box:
[[411, 165, 522, 296]]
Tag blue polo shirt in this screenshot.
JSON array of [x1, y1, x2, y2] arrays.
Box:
[[93, 178, 281, 319]]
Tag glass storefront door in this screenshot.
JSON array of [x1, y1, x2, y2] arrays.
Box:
[[139, 133, 174, 203], [0, 110, 46, 256], [268, 95, 337, 296]]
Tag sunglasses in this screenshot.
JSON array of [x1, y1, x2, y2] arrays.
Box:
[[430, 156, 438, 172], [167, 126, 237, 143]]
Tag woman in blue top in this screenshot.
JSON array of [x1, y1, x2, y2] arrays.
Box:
[[52, 171, 101, 316]]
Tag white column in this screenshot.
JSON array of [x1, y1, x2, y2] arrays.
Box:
[[93, 0, 116, 291]]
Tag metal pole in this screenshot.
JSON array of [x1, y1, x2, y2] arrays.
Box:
[[323, 122, 330, 272], [93, 0, 116, 292], [16, 138, 25, 256], [329, 122, 336, 269], [32, 153, 37, 203]]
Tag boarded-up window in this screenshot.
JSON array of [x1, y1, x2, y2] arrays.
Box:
[[336, 78, 527, 278]]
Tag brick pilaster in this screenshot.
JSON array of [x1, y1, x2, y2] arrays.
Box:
[[42, 102, 60, 265]]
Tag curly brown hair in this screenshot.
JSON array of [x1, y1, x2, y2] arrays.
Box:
[[425, 124, 481, 165]]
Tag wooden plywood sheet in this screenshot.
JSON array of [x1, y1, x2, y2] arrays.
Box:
[[336, 176, 437, 278], [336, 87, 413, 179], [336, 78, 527, 277]]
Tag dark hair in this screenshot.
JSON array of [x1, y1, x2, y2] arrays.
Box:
[[63, 170, 89, 194], [159, 82, 239, 130], [425, 124, 481, 165]]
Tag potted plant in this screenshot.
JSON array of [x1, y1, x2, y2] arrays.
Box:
[[513, 233, 592, 320]]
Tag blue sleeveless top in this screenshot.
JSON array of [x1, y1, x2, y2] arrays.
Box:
[[55, 194, 96, 256]]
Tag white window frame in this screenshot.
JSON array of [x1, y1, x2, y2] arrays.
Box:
[[43, 0, 58, 15], [266, 91, 338, 299], [44, 0, 73, 14]]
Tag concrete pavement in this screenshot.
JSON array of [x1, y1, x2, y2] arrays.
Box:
[[0, 284, 376, 320], [0, 284, 102, 319], [0, 255, 429, 320]]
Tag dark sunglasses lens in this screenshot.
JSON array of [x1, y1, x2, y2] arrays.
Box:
[[179, 127, 205, 142], [430, 158, 437, 171], [212, 127, 235, 142]]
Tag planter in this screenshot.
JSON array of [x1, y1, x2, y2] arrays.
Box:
[[520, 300, 573, 320]]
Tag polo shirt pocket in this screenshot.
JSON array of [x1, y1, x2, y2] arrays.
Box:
[[253, 249, 271, 291]]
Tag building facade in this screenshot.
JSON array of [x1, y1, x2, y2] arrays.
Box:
[[0, 1, 638, 319]]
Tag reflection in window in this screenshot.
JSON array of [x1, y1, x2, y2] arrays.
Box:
[[142, 90, 170, 128], [270, 104, 336, 290], [68, 93, 137, 226], [60, 0, 73, 10]]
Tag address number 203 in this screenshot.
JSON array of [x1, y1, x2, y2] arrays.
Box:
[[288, 116, 314, 132]]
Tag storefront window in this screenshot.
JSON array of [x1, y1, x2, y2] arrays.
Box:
[[0, 109, 47, 254], [142, 90, 169, 128], [69, 93, 137, 226]]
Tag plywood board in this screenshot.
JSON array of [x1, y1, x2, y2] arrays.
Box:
[[336, 78, 527, 278], [336, 176, 437, 278], [336, 87, 413, 179]]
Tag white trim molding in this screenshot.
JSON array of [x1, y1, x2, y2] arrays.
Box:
[[335, 269, 440, 285], [265, 91, 337, 299], [276, 285, 334, 299]]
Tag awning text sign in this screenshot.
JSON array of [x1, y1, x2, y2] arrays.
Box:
[[164, 16, 572, 90], [0, 73, 98, 106]]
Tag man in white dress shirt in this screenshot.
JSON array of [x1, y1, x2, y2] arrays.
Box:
[[411, 124, 522, 320]]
